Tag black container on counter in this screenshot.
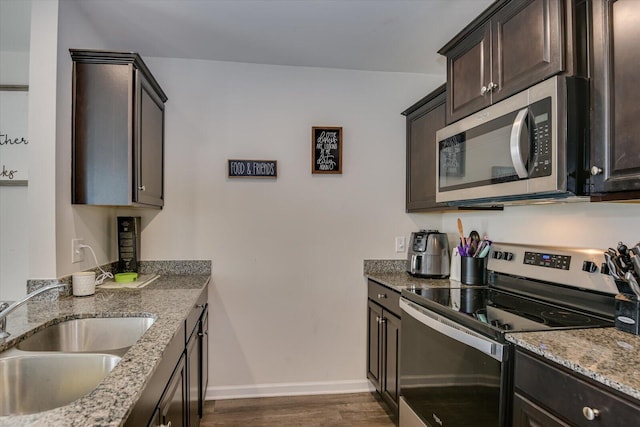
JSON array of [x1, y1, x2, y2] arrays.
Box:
[[615, 293, 640, 335], [460, 256, 487, 285]]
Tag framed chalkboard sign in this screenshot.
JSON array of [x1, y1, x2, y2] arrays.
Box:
[[228, 159, 277, 178], [312, 126, 342, 174], [0, 85, 29, 186]]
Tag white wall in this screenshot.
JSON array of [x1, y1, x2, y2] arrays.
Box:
[[0, 52, 29, 300], [27, 0, 59, 281], [430, 202, 640, 251], [138, 57, 436, 396], [54, 0, 117, 278]]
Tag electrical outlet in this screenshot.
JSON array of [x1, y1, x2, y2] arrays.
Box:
[[395, 236, 406, 253], [72, 238, 85, 263]]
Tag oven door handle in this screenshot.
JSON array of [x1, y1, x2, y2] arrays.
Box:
[[400, 299, 504, 362]]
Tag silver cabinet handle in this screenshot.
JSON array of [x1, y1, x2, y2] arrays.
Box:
[[481, 85, 488, 95], [377, 293, 387, 299], [138, 185, 146, 191], [582, 406, 600, 420], [510, 108, 530, 179], [488, 81, 498, 92], [590, 166, 603, 176]]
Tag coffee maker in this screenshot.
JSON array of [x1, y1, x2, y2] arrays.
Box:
[[407, 230, 450, 278]]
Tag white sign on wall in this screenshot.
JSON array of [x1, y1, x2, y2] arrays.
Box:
[[0, 87, 29, 184]]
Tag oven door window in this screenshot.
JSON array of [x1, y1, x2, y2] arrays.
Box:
[[400, 307, 508, 427]]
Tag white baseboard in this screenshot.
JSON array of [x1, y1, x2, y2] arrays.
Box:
[[206, 379, 376, 401]]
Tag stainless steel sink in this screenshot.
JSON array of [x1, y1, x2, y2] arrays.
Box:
[[0, 352, 120, 416], [17, 317, 155, 356]]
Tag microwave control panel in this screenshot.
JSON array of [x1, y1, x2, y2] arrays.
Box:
[[529, 97, 552, 178]]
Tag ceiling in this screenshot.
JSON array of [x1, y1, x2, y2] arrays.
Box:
[[2, 0, 495, 74]]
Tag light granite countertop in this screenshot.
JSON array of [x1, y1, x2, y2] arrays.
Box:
[[366, 271, 469, 292], [506, 328, 640, 402], [0, 273, 210, 427]]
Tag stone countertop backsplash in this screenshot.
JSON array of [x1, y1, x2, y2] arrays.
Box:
[[0, 261, 210, 427], [506, 328, 640, 402], [365, 259, 640, 404]]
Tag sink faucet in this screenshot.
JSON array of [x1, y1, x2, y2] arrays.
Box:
[[0, 282, 67, 341]]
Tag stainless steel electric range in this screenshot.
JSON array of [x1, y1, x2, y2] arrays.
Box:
[[399, 243, 619, 427]]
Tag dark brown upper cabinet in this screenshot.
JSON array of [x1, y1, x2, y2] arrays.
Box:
[[402, 85, 447, 212], [589, 0, 640, 199], [439, 0, 568, 124], [71, 50, 167, 208]]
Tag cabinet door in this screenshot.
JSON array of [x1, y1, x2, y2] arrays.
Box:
[[199, 309, 209, 418], [590, 0, 640, 194], [72, 62, 133, 205], [367, 300, 383, 391], [382, 310, 400, 412], [491, 0, 564, 103], [513, 393, 569, 427], [187, 331, 199, 427], [515, 350, 640, 426], [446, 23, 492, 123], [135, 70, 165, 207], [155, 356, 186, 427], [406, 87, 447, 212]]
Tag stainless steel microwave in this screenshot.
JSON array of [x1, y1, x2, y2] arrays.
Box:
[[436, 76, 590, 205]]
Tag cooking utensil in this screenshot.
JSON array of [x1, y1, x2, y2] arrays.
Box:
[[456, 218, 465, 245], [631, 254, 640, 276], [618, 242, 632, 264], [625, 271, 640, 297], [469, 230, 480, 255], [605, 252, 621, 279], [478, 244, 491, 258]]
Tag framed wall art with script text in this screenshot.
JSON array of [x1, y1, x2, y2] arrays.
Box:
[[312, 126, 342, 174]]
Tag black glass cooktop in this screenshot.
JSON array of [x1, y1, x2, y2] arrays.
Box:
[[401, 285, 614, 340]]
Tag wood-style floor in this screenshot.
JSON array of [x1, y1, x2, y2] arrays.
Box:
[[201, 392, 398, 426]]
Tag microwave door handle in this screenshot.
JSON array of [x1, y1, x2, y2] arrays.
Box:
[[510, 108, 529, 179]]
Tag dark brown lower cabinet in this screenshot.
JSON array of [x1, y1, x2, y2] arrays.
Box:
[[151, 356, 187, 427], [367, 280, 401, 416], [513, 393, 569, 427], [187, 326, 199, 427], [381, 310, 400, 408], [367, 300, 383, 391], [513, 349, 640, 426], [199, 309, 209, 418], [125, 285, 209, 427]]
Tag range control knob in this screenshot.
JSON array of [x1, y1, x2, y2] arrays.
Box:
[[493, 251, 504, 260], [504, 252, 514, 261], [582, 261, 598, 273]]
